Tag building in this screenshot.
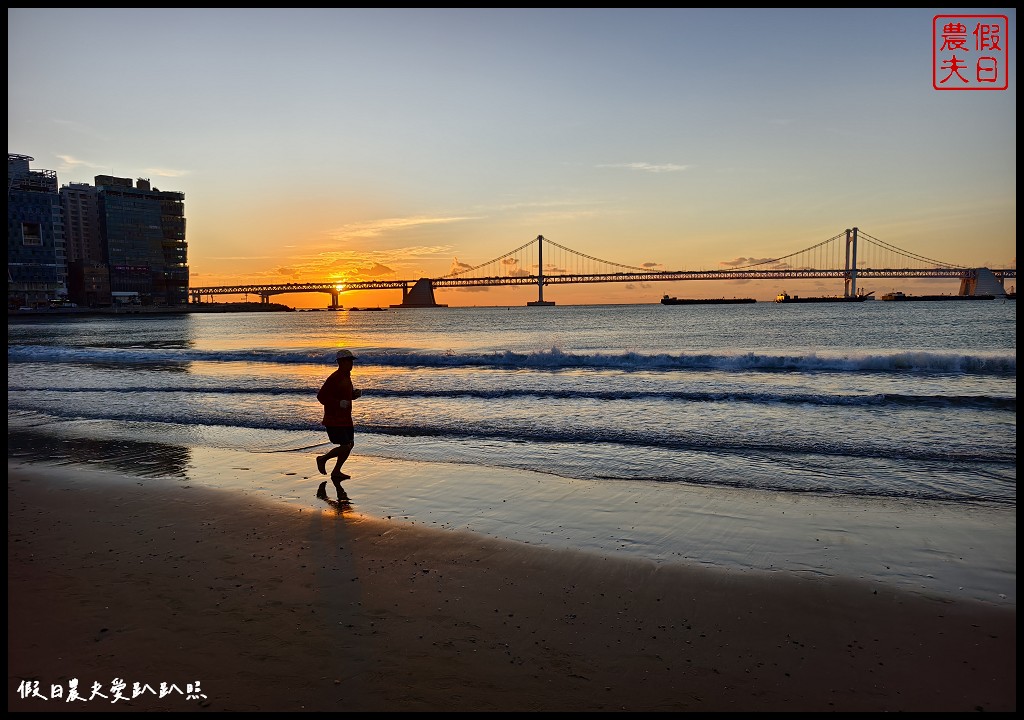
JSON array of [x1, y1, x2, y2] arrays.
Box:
[[94, 175, 188, 306], [7, 153, 66, 309], [61, 182, 111, 307], [61, 182, 103, 264], [9, 155, 189, 309]]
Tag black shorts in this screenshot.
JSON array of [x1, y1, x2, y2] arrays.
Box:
[[326, 426, 355, 446]]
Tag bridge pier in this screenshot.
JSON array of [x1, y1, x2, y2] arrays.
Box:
[[390, 278, 447, 308], [960, 268, 1007, 297]]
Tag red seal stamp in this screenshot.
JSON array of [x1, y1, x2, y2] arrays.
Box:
[[933, 15, 1009, 90]]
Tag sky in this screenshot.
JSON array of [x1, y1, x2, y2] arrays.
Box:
[[8, 8, 1017, 308]]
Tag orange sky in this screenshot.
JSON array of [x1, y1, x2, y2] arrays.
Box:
[[10, 9, 1016, 309]]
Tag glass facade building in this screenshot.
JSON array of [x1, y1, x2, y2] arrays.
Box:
[[96, 175, 188, 306], [7, 153, 66, 308], [7, 153, 188, 309]]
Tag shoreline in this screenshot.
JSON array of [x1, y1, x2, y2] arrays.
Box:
[[7, 458, 1017, 712], [7, 301, 295, 317], [12, 294, 1015, 320], [6, 430, 1016, 608]]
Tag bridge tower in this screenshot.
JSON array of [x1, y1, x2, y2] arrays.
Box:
[[844, 227, 859, 298], [526, 235, 555, 306]]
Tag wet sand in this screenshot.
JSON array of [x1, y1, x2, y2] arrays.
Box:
[[7, 458, 1016, 712]]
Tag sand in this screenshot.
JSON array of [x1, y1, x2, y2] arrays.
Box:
[[7, 460, 1016, 712]]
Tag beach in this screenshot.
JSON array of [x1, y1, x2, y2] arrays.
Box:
[[8, 453, 1016, 713], [8, 304, 1016, 711]]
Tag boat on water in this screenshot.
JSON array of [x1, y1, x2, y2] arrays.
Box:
[[774, 291, 873, 303], [661, 295, 756, 305], [879, 291, 995, 302]]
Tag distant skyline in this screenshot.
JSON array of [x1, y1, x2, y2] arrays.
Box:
[[8, 8, 1016, 307]]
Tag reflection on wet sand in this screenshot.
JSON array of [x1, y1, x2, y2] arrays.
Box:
[[7, 429, 191, 479], [316, 480, 352, 513]]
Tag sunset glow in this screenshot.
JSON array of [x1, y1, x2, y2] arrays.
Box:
[[8, 9, 1015, 309]]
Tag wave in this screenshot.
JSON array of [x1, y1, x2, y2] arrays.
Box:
[[6, 424, 1014, 507], [7, 384, 1016, 411], [6, 405, 1014, 466], [7, 345, 1017, 376]]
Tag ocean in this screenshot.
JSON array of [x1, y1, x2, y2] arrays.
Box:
[[7, 300, 1016, 602]]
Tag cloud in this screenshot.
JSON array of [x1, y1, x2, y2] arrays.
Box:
[[52, 154, 189, 180], [283, 245, 456, 286], [54, 154, 94, 170], [597, 162, 693, 173], [328, 215, 477, 241], [487, 198, 605, 222], [142, 167, 189, 178], [721, 256, 777, 268], [450, 257, 474, 274], [207, 255, 278, 261], [489, 257, 532, 277], [356, 262, 395, 277]]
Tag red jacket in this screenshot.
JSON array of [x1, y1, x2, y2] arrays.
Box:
[[317, 369, 356, 427]]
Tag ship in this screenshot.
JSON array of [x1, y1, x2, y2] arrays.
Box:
[[879, 291, 995, 301], [661, 295, 756, 305], [774, 291, 873, 303]]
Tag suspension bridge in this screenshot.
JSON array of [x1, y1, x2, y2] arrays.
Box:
[[189, 228, 1016, 307]]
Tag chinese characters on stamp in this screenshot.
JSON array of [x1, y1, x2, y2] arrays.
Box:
[[934, 14, 1009, 90]]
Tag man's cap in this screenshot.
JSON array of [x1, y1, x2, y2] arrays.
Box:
[[336, 349, 356, 360]]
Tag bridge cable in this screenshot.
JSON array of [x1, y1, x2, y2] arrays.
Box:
[[441, 235, 657, 278], [857, 231, 967, 269], [543, 237, 653, 272], [440, 236, 539, 278], [727, 232, 847, 270]]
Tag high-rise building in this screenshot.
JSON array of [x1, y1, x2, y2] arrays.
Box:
[[9, 155, 188, 309], [7, 153, 66, 308], [61, 182, 102, 264], [94, 175, 188, 306], [61, 182, 111, 307]]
